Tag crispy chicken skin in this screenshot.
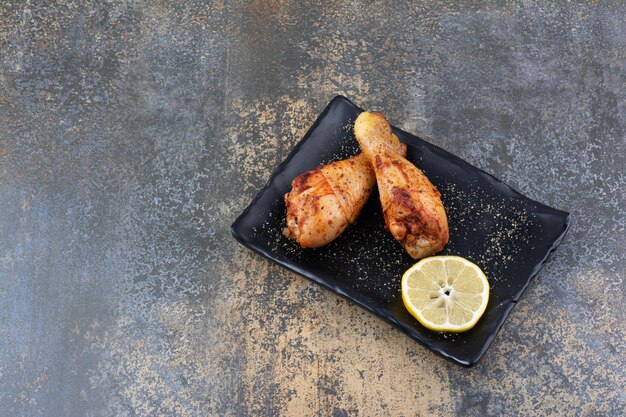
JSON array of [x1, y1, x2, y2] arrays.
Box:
[[284, 134, 406, 248], [354, 112, 449, 259]]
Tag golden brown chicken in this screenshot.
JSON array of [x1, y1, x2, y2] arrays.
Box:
[[354, 112, 449, 259], [284, 134, 406, 248]]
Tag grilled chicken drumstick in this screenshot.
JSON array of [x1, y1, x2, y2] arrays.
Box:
[[354, 112, 448, 259], [284, 133, 406, 248]]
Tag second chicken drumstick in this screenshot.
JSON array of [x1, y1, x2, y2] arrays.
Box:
[[354, 112, 449, 259]]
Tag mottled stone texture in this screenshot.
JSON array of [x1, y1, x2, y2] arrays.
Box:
[[0, 1, 624, 416]]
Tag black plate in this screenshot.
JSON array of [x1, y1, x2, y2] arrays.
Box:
[[231, 96, 570, 366]]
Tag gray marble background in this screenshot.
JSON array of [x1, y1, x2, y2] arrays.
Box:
[[0, 1, 624, 416]]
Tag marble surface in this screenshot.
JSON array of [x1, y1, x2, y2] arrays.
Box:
[[0, 1, 624, 416]]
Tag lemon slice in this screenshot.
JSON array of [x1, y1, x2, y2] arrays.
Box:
[[401, 256, 490, 332]]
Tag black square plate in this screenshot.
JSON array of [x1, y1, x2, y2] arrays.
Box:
[[231, 96, 570, 366]]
